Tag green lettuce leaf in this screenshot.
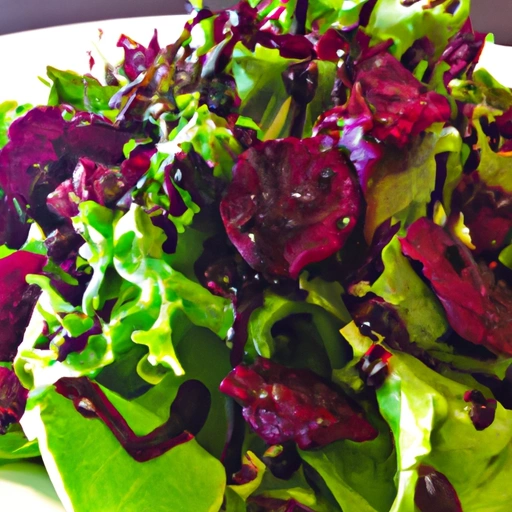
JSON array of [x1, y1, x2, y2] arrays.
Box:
[[352, 236, 450, 352], [110, 204, 234, 377], [364, 125, 461, 243], [73, 202, 122, 317], [300, 421, 396, 512], [160, 104, 244, 181], [376, 349, 512, 512], [247, 289, 349, 372], [365, 0, 471, 59], [306, 0, 371, 33], [231, 44, 336, 140], [21, 384, 226, 512], [0, 101, 31, 148], [0, 425, 40, 461], [134, 326, 231, 459], [47, 67, 120, 120]]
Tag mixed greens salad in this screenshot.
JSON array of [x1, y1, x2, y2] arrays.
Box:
[[1, 0, 512, 510]]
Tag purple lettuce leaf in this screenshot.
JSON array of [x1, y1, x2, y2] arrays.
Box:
[[355, 52, 451, 147], [117, 30, 161, 81], [451, 173, 512, 254], [0, 367, 28, 434], [220, 136, 361, 279], [219, 357, 377, 450], [0, 251, 47, 362], [0, 107, 135, 246], [400, 218, 512, 356], [438, 18, 486, 86], [47, 150, 152, 219]]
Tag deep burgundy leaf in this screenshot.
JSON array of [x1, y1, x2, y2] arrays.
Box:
[[315, 29, 348, 62], [47, 151, 152, 219], [0, 107, 137, 246], [355, 52, 451, 147], [219, 357, 377, 450], [117, 30, 160, 81], [400, 218, 512, 356], [0, 251, 47, 362], [262, 441, 302, 480], [451, 174, 512, 254], [358, 343, 393, 388], [0, 367, 28, 434], [440, 18, 485, 85], [220, 136, 361, 279]]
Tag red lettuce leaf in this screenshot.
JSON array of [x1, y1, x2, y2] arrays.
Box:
[[0, 251, 47, 362], [355, 52, 451, 147], [439, 19, 485, 85], [220, 136, 361, 279], [399, 218, 512, 356], [219, 357, 377, 450], [47, 151, 152, 219], [0, 107, 134, 247], [451, 174, 512, 254], [117, 30, 160, 81], [0, 367, 28, 434]]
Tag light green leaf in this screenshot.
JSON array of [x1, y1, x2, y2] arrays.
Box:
[[365, 0, 470, 59], [366, 236, 449, 352], [364, 125, 458, 243], [110, 204, 234, 377], [21, 386, 226, 512], [0, 425, 40, 461], [377, 349, 512, 512], [47, 67, 120, 120]]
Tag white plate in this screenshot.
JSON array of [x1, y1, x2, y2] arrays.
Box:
[[0, 13, 511, 512]]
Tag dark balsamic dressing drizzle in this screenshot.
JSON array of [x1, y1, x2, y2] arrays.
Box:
[[55, 377, 210, 462]]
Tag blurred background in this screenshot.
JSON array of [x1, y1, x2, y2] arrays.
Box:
[[0, 0, 510, 44]]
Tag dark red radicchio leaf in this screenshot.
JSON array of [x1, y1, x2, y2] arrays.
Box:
[[47, 150, 152, 219], [0, 367, 28, 434], [55, 377, 210, 462], [117, 30, 160, 81], [399, 218, 512, 356], [220, 136, 361, 279], [415, 465, 463, 512], [0, 251, 47, 361], [439, 18, 486, 85], [219, 357, 377, 450], [354, 52, 451, 147], [315, 29, 349, 62], [0, 107, 134, 247], [451, 174, 512, 254], [314, 84, 384, 191]]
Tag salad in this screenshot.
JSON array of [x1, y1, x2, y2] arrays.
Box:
[[1, 0, 512, 510]]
